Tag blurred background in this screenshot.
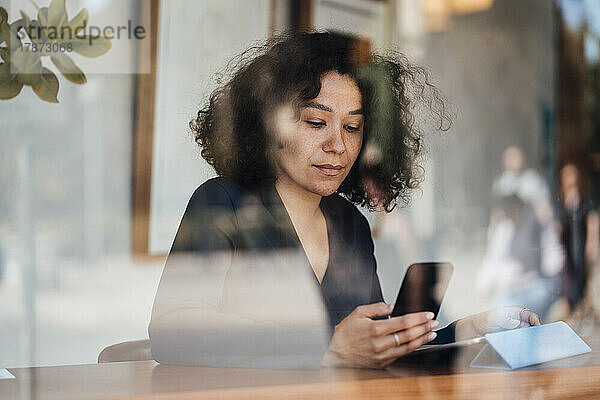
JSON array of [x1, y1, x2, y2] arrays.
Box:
[[1, 0, 599, 367]]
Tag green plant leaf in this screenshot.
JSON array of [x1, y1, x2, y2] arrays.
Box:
[[51, 53, 86, 84], [0, 20, 9, 46], [8, 18, 27, 49], [12, 47, 42, 86], [0, 47, 9, 62], [26, 2, 50, 44], [62, 8, 88, 39], [32, 66, 59, 103], [20, 11, 32, 28], [37, 7, 49, 30], [29, 19, 48, 46], [0, 63, 24, 99], [0, 7, 8, 25], [19, 11, 33, 41], [48, 0, 67, 29], [62, 35, 111, 58], [0, 61, 10, 79]]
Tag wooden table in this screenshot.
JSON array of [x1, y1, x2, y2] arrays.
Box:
[[2, 329, 599, 400]]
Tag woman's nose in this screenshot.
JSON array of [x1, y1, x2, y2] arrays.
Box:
[[323, 126, 346, 154]]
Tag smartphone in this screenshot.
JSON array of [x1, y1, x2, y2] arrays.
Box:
[[391, 262, 454, 319]]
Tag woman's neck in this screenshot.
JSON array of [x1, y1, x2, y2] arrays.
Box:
[[274, 178, 323, 223]]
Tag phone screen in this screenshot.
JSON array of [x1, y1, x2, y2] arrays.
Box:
[[391, 262, 453, 319]]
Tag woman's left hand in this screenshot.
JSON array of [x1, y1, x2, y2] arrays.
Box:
[[455, 306, 541, 341]]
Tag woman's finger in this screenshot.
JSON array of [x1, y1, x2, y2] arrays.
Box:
[[371, 319, 437, 353], [355, 302, 392, 319], [521, 309, 541, 326], [394, 319, 438, 344], [375, 330, 437, 363], [373, 311, 434, 336]]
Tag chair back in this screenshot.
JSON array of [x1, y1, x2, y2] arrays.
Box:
[[98, 339, 152, 363]]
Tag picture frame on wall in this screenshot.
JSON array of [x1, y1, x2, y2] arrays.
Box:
[[132, 0, 274, 257]]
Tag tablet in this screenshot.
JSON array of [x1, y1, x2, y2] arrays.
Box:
[[414, 336, 486, 353], [391, 262, 454, 319]]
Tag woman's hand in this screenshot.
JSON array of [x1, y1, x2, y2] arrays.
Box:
[[455, 306, 541, 341], [321, 302, 438, 369]]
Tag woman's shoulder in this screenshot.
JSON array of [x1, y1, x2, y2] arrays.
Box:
[[189, 177, 252, 208]]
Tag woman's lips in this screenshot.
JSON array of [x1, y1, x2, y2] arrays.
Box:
[[313, 164, 344, 176]]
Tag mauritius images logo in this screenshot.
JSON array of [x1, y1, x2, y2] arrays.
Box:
[[0, 0, 112, 103]]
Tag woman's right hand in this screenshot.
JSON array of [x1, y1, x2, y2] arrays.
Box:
[[321, 302, 438, 369]]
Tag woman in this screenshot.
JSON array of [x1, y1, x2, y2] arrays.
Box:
[[559, 163, 599, 315], [476, 195, 559, 320], [149, 31, 540, 369]]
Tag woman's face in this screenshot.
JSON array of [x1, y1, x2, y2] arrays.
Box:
[[561, 164, 580, 190], [268, 71, 364, 197]]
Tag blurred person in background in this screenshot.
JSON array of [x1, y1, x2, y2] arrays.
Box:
[[149, 32, 541, 370], [477, 146, 563, 320], [476, 195, 561, 320], [492, 146, 554, 225], [558, 163, 599, 322]]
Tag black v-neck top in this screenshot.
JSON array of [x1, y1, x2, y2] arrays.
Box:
[[167, 177, 455, 343], [316, 189, 384, 327]]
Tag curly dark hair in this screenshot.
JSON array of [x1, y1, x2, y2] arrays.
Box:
[[190, 30, 450, 212]]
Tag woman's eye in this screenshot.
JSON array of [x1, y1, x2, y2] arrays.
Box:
[[306, 120, 325, 128], [344, 125, 361, 132]]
